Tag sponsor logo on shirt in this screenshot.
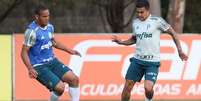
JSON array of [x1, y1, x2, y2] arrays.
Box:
[[136, 32, 152, 39], [41, 41, 52, 50]]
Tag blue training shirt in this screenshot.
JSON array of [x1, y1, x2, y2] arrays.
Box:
[[23, 21, 55, 67]]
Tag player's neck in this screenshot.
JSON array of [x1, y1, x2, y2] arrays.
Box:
[[35, 21, 47, 28], [142, 13, 151, 21]]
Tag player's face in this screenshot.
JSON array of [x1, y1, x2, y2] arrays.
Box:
[[136, 7, 150, 21], [36, 9, 50, 27]]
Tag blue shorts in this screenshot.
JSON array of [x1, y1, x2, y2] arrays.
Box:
[[34, 58, 71, 91], [125, 57, 160, 84]]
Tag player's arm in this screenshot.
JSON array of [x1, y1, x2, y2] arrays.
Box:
[[158, 17, 188, 61], [52, 38, 81, 57], [21, 45, 38, 79], [21, 29, 38, 78], [112, 35, 136, 46], [166, 26, 188, 61]]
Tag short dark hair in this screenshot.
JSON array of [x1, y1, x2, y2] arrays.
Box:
[[136, 0, 150, 10], [34, 4, 48, 15]]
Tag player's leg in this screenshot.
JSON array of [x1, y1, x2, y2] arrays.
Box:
[[121, 80, 135, 101], [62, 71, 79, 87], [144, 80, 154, 101], [50, 58, 79, 101], [122, 57, 145, 101], [144, 61, 160, 101], [50, 91, 59, 101], [34, 65, 65, 101], [50, 81, 65, 101], [62, 71, 80, 101]]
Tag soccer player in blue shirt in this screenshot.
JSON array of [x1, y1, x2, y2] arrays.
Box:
[[112, 0, 188, 101], [21, 4, 81, 101]]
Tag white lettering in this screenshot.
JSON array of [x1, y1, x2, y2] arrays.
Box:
[[41, 41, 52, 50], [183, 40, 201, 80], [158, 40, 188, 80], [68, 39, 200, 80], [80, 83, 182, 96], [69, 40, 125, 76], [186, 84, 201, 95], [81, 84, 123, 96], [154, 83, 181, 95]]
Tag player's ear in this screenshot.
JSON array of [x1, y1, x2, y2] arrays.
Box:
[[35, 15, 39, 20]]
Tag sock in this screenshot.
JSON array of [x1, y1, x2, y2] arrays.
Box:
[[145, 97, 152, 101], [68, 87, 80, 101], [49, 91, 59, 101]]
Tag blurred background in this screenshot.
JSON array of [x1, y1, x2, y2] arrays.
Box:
[[0, 0, 200, 33]]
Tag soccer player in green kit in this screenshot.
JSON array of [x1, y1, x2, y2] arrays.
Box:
[[112, 0, 188, 101]]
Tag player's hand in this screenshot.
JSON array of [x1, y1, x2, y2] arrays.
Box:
[[71, 50, 81, 57], [178, 51, 188, 61], [28, 67, 38, 79], [111, 35, 122, 44]]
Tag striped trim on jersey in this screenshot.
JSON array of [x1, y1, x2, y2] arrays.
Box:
[[24, 29, 36, 47]]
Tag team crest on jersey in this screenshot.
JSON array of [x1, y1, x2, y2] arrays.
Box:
[[41, 36, 45, 40], [136, 26, 139, 30]]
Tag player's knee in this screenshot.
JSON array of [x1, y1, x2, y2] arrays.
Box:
[[144, 81, 154, 93], [72, 76, 79, 86], [68, 76, 79, 87], [54, 82, 65, 96], [144, 85, 153, 93]]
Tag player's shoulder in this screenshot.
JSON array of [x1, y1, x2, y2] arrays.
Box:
[[25, 22, 35, 34], [47, 23, 54, 32], [24, 28, 36, 38], [150, 16, 166, 22], [149, 16, 162, 21], [132, 18, 140, 24], [47, 23, 53, 28], [27, 21, 38, 30], [25, 21, 38, 36]]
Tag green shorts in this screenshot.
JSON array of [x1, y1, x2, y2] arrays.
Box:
[[34, 58, 71, 91], [125, 57, 160, 84]]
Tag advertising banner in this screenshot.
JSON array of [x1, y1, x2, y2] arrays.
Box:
[[14, 34, 201, 100]]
